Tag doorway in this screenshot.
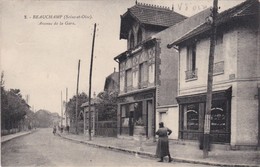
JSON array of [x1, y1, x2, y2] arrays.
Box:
[[147, 100, 153, 138]]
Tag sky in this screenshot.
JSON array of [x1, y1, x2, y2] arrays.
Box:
[[1, 0, 244, 114]]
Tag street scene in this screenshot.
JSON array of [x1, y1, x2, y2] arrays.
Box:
[[1, 0, 260, 167], [2, 128, 210, 167]]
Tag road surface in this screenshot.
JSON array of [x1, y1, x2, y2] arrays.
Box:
[[2, 128, 212, 167]]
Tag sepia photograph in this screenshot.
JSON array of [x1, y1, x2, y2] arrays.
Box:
[[1, 0, 260, 166]]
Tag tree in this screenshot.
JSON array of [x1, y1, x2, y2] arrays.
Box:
[[34, 109, 58, 128], [1, 89, 29, 130], [66, 92, 89, 122], [1, 72, 33, 131], [96, 90, 118, 121]]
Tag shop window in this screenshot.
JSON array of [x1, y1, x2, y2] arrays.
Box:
[[186, 44, 197, 80], [120, 102, 143, 136], [211, 100, 227, 131], [184, 104, 199, 130]]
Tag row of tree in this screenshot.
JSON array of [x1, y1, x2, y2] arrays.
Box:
[[1, 70, 118, 135], [1, 72, 34, 133], [1, 72, 62, 135]]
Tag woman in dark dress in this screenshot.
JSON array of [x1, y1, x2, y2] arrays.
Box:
[[155, 122, 173, 162]]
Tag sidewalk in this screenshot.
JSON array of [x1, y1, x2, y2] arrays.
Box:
[[1, 130, 35, 143], [59, 133, 260, 167]]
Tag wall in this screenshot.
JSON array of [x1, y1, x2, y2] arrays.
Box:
[[233, 25, 259, 146], [178, 23, 259, 146], [179, 28, 238, 96], [235, 81, 258, 145], [155, 8, 211, 106], [156, 106, 179, 139]]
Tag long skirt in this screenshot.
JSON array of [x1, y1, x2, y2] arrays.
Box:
[[156, 137, 170, 157]]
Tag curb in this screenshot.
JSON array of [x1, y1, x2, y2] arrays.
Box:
[[1, 130, 37, 144], [59, 135, 260, 167]]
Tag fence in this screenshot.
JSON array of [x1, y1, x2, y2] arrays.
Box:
[[95, 121, 117, 137], [1, 128, 20, 136]]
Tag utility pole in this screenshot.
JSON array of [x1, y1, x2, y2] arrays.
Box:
[[61, 91, 63, 128], [203, 0, 218, 158], [88, 23, 96, 141], [66, 88, 68, 127], [75, 60, 81, 134]]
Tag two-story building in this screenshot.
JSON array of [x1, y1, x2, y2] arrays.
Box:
[[114, 2, 186, 139], [168, 0, 260, 148]]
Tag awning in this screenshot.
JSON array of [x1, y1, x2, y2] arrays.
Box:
[[176, 87, 232, 104]]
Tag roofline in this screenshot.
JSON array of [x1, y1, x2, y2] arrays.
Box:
[[167, 22, 208, 48], [167, 0, 259, 48]]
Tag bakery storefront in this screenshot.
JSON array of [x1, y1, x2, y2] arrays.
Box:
[[177, 87, 232, 144], [117, 89, 155, 138]]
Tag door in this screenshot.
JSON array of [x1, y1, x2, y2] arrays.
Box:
[[129, 111, 134, 136], [147, 100, 153, 138]]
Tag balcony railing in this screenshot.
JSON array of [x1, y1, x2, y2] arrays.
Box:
[[138, 81, 148, 89], [213, 61, 224, 74], [185, 69, 198, 80], [125, 85, 133, 93]]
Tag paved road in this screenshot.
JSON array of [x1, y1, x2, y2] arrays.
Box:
[[2, 128, 212, 167]]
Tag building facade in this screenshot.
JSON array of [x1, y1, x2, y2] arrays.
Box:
[[104, 69, 119, 93], [169, 0, 260, 147], [114, 2, 186, 139]]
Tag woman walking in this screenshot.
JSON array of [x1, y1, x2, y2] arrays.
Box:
[[155, 122, 173, 162]]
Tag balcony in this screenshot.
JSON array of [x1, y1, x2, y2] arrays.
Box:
[[138, 81, 148, 89], [125, 85, 133, 93], [213, 61, 224, 75], [185, 69, 198, 81]]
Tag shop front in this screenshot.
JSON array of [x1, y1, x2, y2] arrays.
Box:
[[177, 87, 232, 144], [117, 89, 155, 139]]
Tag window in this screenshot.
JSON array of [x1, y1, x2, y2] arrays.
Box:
[[179, 97, 231, 143], [130, 33, 134, 49], [137, 29, 142, 44], [139, 62, 148, 88], [214, 33, 224, 75], [211, 100, 227, 131], [184, 104, 199, 130], [186, 44, 197, 80], [125, 69, 132, 92]]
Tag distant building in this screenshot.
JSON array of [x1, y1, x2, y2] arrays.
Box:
[[114, 2, 186, 139], [104, 68, 119, 93], [169, 0, 260, 148]]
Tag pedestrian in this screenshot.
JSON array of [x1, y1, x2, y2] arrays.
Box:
[[53, 125, 57, 135], [155, 122, 173, 162]]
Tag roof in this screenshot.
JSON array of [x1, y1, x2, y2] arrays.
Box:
[[104, 71, 119, 91], [120, 2, 187, 39], [169, 0, 259, 46]]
